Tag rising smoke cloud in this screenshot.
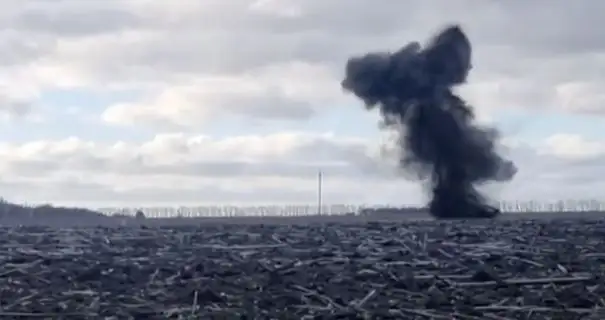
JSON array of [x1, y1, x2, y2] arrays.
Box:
[[342, 25, 517, 219]]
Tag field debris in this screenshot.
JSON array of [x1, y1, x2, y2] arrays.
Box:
[[0, 218, 604, 319]]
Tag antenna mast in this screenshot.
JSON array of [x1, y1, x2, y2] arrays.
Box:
[[317, 170, 322, 215]]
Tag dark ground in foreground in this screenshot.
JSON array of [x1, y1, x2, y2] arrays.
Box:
[[0, 217, 604, 319]]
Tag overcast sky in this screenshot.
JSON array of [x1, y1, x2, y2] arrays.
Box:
[[0, 0, 604, 208]]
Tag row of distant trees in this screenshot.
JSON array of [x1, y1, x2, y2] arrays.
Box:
[[1, 198, 604, 223], [98, 199, 605, 218]]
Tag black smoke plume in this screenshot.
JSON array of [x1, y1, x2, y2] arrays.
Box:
[[342, 25, 517, 219]]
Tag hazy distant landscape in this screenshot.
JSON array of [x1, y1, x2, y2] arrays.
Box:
[[2, 196, 605, 227]]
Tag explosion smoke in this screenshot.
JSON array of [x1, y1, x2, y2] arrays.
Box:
[[342, 25, 517, 219]]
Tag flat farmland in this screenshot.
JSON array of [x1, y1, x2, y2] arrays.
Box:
[[1, 212, 604, 319]]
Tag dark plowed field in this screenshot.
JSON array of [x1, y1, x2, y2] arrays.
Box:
[[1, 216, 604, 319]]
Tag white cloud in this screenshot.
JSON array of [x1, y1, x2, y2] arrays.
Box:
[[102, 62, 343, 127], [0, 132, 411, 206], [540, 134, 605, 160], [0, 130, 597, 208], [0, 132, 388, 180]]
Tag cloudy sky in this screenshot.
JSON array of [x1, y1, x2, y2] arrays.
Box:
[[0, 0, 603, 209]]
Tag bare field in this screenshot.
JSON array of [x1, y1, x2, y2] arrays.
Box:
[[1, 214, 605, 318]]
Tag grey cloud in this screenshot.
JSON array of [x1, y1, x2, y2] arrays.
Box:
[[486, 145, 605, 201], [6, 156, 388, 181], [3, 0, 143, 37], [0, 94, 34, 117], [1, 135, 389, 180], [0, 31, 56, 66], [5, 0, 601, 119], [4, 0, 603, 71], [0, 177, 365, 206], [467, 0, 605, 56], [0, 138, 602, 205], [13, 8, 141, 37], [221, 92, 315, 121], [72, 31, 366, 76], [4, 137, 601, 203], [116, 160, 370, 179]]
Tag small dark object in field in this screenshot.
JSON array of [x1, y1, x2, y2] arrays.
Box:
[[342, 25, 516, 219], [135, 210, 146, 220]]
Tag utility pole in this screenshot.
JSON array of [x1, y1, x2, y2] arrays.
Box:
[[317, 170, 322, 215]]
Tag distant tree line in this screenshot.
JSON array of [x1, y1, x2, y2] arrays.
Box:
[[0, 198, 112, 226], [97, 199, 605, 218], [1, 198, 604, 226]]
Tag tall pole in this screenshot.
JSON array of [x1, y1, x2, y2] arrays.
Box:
[[317, 170, 322, 215]]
